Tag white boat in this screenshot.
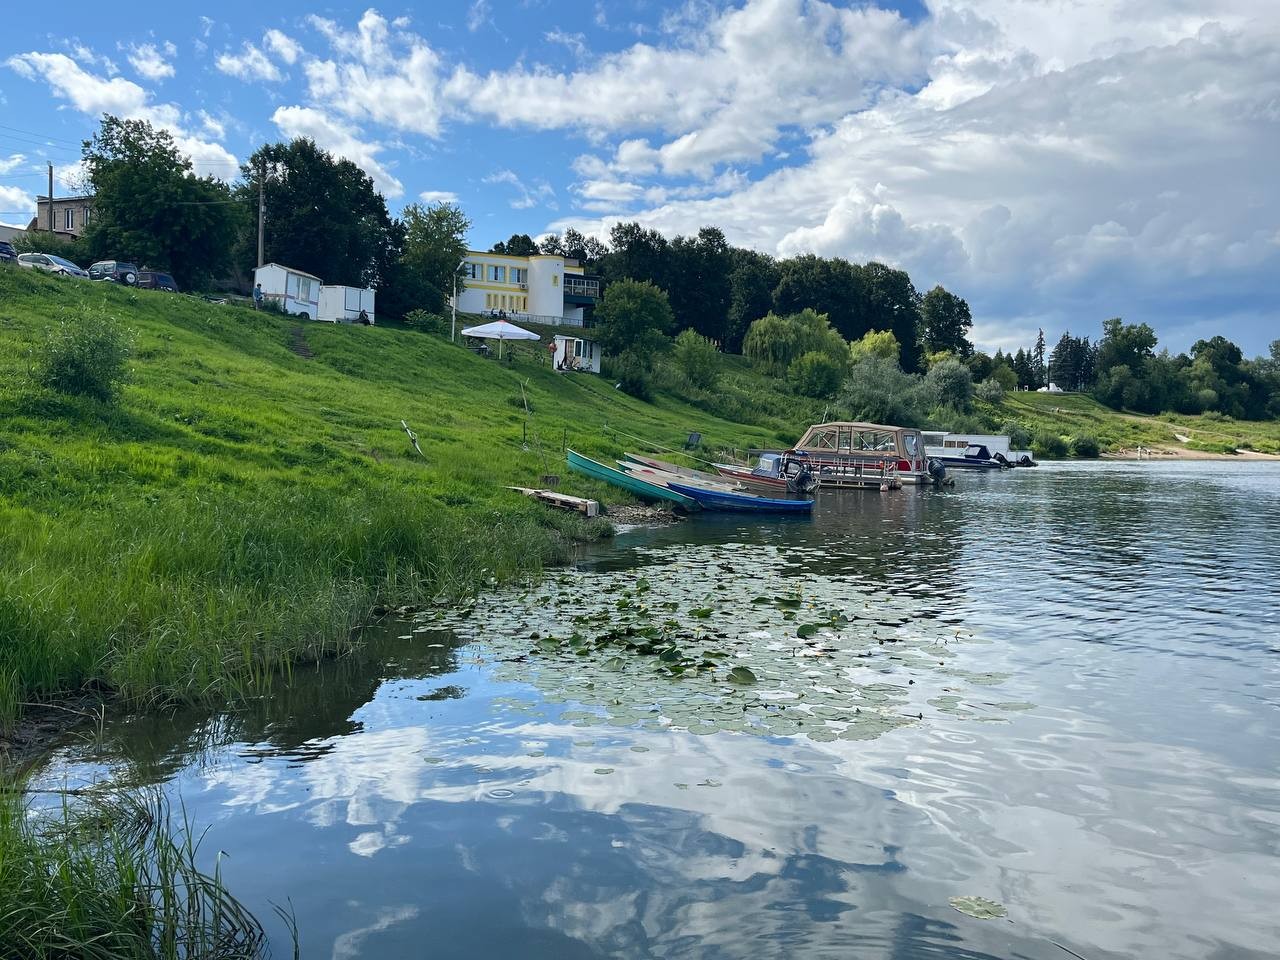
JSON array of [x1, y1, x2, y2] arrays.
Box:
[[922, 432, 1037, 467], [784, 422, 941, 486]]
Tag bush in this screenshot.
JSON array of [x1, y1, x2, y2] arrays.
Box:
[[673, 329, 719, 389], [743, 309, 847, 375], [849, 329, 900, 365], [923, 358, 975, 411], [405, 309, 449, 335], [975, 377, 1005, 402], [29, 313, 131, 403], [789, 351, 844, 398], [1000, 419, 1034, 449], [605, 350, 653, 401], [1033, 430, 1069, 459], [840, 356, 930, 426], [1070, 434, 1101, 458]]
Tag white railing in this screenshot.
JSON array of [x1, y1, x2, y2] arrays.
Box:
[[481, 310, 587, 328]]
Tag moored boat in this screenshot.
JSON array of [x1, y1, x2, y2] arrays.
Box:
[[714, 453, 820, 494], [665, 480, 814, 514], [622, 453, 726, 485], [566, 449, 700, 510], [784, 422, 943, 487], [927, 443, 1005, 471]]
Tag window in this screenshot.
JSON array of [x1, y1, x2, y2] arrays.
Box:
[[297, 277, 313, 301], [488, 265, 506, 282], [64, 208, 73, 230], [82, 206, 91, 225], [551, 274, 559, 286], [511, 268, 527, 284], [904, 434, 919, 458], [463, 262, 480, 279]]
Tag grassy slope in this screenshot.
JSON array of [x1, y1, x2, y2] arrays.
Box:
[[984, 391, 1280, 455], [0, 269, 803, 726]]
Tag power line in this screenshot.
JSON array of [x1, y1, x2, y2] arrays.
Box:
[[0, 122, 84, 146]]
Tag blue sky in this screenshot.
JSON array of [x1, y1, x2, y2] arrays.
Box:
[[3, 0, 1277, 356]]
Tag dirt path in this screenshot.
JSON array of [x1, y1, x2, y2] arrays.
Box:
[[289, 325, 313, 359]]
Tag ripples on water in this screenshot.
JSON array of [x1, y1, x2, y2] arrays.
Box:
[[28, 462, 1280, 959]]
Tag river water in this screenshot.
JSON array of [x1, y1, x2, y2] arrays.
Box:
[[28, 462, 1280, 959]]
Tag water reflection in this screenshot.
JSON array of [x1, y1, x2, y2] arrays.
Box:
[[28, 462, 1280, 960]]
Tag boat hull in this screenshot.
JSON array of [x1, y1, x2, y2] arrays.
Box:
[[567, 450, 700, 509], [713, 464, 788, 489], [665, 481, 813, 513]]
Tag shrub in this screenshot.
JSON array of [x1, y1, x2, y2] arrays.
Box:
[[1000, 419, 1034, 449], [991, 363, 1018, 392], [975, 377, 1005, 403], [1033, 430, 1069, 459], [849, 329, 900, 365], [744, 309, 847, 375], [605, 350, 653, 401], [405, 309, 449, 335], [789, 351, 844, 398], [923, 358, 975, 411], [840, 356, 929, 426], [1070, 434, 1101, 458], [673, 329, 720, 389], [29, 313, 131, 403]]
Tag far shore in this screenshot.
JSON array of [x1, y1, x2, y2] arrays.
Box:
[[1101, 446, 1280, 462]]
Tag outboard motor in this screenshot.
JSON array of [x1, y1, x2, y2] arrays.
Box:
[[927, 458, 947, 484], [787, 464, 818, 495], [992, 451, 1011, 468]]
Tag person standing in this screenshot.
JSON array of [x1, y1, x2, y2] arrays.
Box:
[[253, 283, 264, 310]]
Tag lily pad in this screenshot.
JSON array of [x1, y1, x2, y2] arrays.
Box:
[[727, 666, 758, 685], [948, 896, 1008, 920]]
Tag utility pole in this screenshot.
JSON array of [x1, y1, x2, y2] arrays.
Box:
[[256, 159, 266, 268], [47, 162, 54, 233]]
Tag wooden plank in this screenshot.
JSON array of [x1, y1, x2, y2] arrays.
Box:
[[506, 486, 600, 518]]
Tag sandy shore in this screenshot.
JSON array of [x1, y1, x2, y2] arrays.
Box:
[[1102, 446, 1280, 461]]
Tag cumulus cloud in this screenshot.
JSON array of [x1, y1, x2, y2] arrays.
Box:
[[5, 51, 239, 178], [0, 184, 35, 223], [418, 190, 459, 204], [216, 42, 284, 82], [271, 105, 404, 197], [263, 29, 302, 65], [127, 42, 176, 81], [0, 153, 26, 175]]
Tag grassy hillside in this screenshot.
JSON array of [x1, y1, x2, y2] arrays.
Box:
[[985, 390, 1280, 456], [0, 269, 808, 729]]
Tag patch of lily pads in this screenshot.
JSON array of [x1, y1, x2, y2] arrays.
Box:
[[428, 544, 1018, 743]]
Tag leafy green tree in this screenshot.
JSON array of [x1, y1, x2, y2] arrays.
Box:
[[743, 309, 846, 375], [724, 248, 779, 353], [1012, 348, 1034, 389], [600, 222, 671, 291], [399, 201, 471, 314], [1096, 318, 1157, 377], [491, 233, 538, 256], [849, 329, 900, 364], [772, 255, 865, 343], [594, 279, 674, 358], [672, 329, 720, 389], [923, 358, 975, 411], [790, 352, 845, 398], [975, 378, 1005, 403], [920, 286, 973, 358], [667, 227, 732, 343], [241, 137, 395, 288], [840, 356, 929, 426], [84, 116, 243, 287], [858, 262, 924, 372], [990, 362, 1018, 392]]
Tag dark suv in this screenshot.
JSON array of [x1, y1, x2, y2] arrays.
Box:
[[0, 240, 16, 265], [88, 260, 140, 285], [138, 269, 178, 292]]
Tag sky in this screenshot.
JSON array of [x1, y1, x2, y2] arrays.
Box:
[[2, 0, 1277, 356]]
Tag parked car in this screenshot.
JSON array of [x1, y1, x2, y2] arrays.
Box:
[[0, 240, 16, 265], [88, 260, 140, 285], [137, 269, 178, 292], [16, 252, 90, 278]]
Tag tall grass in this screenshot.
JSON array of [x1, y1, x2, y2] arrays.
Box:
[[0, 789, 278, 958]]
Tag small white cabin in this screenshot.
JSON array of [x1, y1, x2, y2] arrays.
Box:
[[552, 335, 601, 374], [318, 285, 375, 325], [254, 263, 321, 319]]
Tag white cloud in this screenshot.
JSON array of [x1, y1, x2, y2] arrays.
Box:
[[216, 42, 284, 82], [483, 169, 555, 210], [418, 190, 458, 204], [197, 110, 226, 140], [0, 185, 35, 222], [263, 29, 302, 65], [5, 51, 239, 179], [467, 0, 492, 33], [0, 153, 26, 175], [127, 42, 176, 81], [271, 105, 404, 198], [544, 29, 587, 57]]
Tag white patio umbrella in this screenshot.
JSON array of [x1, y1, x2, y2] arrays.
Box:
[[459, 319, 541, 358]]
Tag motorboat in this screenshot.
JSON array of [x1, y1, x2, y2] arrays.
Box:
[[928, 443, 1006, 471], [922, 432, 1037, 467], [784, 422, 944, 487], [664, 480, 814, 514], [714, 453, 820, 495]]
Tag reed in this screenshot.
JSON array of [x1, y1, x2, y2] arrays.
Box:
[[0, 788, 281, 958]]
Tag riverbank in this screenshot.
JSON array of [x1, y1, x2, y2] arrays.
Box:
[[0, 269, 797, 738]]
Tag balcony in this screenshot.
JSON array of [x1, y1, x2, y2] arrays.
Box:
[[563, 277, 600, 305]]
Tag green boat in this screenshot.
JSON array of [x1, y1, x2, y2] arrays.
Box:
[[566, 449, 700, 510]]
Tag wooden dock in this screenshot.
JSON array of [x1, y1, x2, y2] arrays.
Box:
[[506, 486, 600, 518]]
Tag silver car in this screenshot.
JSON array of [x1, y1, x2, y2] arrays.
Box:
[[16, 252, 90, 279]]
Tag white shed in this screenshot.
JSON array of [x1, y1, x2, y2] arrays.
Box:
[[318, 285, 376, 325], [253, 263, 321, 319], [552, 334, 601, 374]]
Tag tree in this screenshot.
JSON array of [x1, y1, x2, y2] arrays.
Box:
[[666, 227, 732, 343], [491, 233, 538, 256], [724, 249, 779, 353], [849, 329, 900, 365], [924, 358, 975, 411], [601, 222, 671, 292], [841, 356, 929, 426], [743, 309, 847, 376], [594, 279, 674, 358], [399, 201, 471, 314], [84, 115, 243, 288], [538, 233, 565, 256], [790, 352, 845, 398], [858, 262, 924, 372], [920, 286, 973, 358], [241, 137, 395, 288], [1096, 318, 1157, 377], [1012, 348, 1034, 389], [672, 329, 719, 389], [1032, 328, 1047, 388], [772, 255, 865, 344]]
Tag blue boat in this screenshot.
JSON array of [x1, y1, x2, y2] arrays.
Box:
[[566, 449, 701, 510], [665, 480, 814, 514]]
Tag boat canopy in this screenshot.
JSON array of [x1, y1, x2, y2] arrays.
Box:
[[792, 422, 916, 456]]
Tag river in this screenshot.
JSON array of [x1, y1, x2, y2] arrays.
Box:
[[26, 461, 1280, 959]]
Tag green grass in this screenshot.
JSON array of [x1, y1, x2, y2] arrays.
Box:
[[0, 268, 805, 729], [983, 390, 1280, 456], [0, 789, 279, 958]]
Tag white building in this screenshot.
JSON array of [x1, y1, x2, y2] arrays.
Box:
[[552, 334, 602, 374], [253, 263, 321, 318], [318, 285, 376, 325], [450, 250, 599, 326]]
